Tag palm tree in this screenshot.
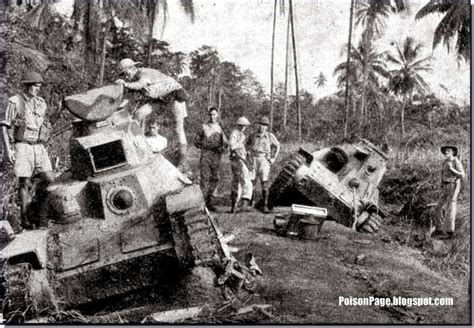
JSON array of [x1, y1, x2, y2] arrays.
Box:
[[269, 0, 278, 131], [289, 0, 301, 142], [343, 0, 355, 138], [314, 72, 327, 89], [415, 0, 469, 62], [387, 37, 432, 138], [334, 41, 389, 134]]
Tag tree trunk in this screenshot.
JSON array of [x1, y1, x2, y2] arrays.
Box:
[[147, 0, 157, 66], [283, 12, 290, 130], [343, 0, 354, 139], [289, 0, 301, 142], [98, 26, 107, 86], [269, 0, 278, 131], [218, 86, 222, 112]]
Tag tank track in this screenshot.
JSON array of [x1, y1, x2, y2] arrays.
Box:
[[358, 212, 382, 233], [2, 262, 36, 323], [181, 206, 222, 267], [269, 153, 306, 207]]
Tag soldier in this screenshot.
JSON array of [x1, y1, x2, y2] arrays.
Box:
[[194, 108, 228, 211], [1, 72, 54, 229], [247, 116, 280, 214], [114, 58, 189, 171], [229, 116, 253, 213], [431, 145, 465, 239], [145, 116, 168, 153]]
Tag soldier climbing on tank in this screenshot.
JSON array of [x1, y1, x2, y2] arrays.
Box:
[[246, 116, 280, 214], [194, 107, 228, 211], [1, 72, 54, 230], [229, 116, 253, 213], [114, 58, 190, 172]]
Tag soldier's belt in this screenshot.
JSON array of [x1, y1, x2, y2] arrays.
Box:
[[442, 180, 457, 184], [16, 139, 44, 145]]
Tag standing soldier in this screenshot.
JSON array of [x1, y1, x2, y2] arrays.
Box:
[[114, 58, 189, 171], [229, 116, 253, 213], [1, 72, 54, 229], [431, 145, 465, 239], [247, 116, 280, 214], [194, 108, 227, 211]]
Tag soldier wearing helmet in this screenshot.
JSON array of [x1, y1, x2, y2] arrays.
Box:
[[228, 116, 253, 213], [194, 107, 228, 211], [246, 116, 280, 213], [1, 72, 54, 229], [114, 58, 190, 172]]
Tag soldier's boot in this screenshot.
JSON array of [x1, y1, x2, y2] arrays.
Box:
[[230, 191, 238, 213], [261, 187, 271, 214], [240, 198, 251, 212]]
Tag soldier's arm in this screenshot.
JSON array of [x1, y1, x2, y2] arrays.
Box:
[[194, 125, 205, 149], [449, 159, 465, 178], [1, 99, 17, 162], [270, 134, 280, 161], [124, 76, 152, 90]]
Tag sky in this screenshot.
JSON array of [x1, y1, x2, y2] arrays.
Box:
[[55, 0, 470, 105]]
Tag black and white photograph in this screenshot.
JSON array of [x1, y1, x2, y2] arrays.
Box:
[[0, 0, 471, 325]]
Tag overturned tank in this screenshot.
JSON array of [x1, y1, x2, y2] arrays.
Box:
[[268, 139, 388, 233], [1, 85, 259, 323]]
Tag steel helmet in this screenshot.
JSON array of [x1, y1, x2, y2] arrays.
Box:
[[117, 58, 140, 75], [237, 116, 250, 126], [258, 116, 270, 125], [21, 72, 44, 84]]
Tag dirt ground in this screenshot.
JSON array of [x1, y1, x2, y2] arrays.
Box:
[[188, 146, 470, 325]]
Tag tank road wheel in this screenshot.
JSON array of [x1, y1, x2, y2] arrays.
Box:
[[357, 212, 382, 234], [2, 263, 54, 323], [268, 153, 306, 208]]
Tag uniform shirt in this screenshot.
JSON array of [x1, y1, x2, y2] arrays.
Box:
[[1, 93, 47, 143], [441, 157, 464, 182], [126, 68, 183, 99], [247, 131, 279, 156], [195, 122, 227, 153], [229, 129, 247, 159]]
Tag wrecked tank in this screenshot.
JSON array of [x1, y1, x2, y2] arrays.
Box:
[[1, 85, 259, 323], [268, 139, 388, 233]]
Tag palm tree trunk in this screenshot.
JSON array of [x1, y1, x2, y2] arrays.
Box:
[[289, 0, 301, 142], [269, 0, 278, 131], [400, 95, 406, 139], [283, 11, 290, 130], [147, 0, 157, 66], [98, 29, 107, 86], [343, 0, 354, 139], [218, 86, 222, 111]]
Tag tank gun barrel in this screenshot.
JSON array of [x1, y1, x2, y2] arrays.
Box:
[[64, 84, 124, 122]]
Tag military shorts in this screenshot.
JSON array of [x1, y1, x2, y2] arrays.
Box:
[[13, 142, 52, 178], [250, 156, 271, 182]]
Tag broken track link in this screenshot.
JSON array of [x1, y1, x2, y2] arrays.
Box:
[[268, 153, 306, 207], [2, 262, 37, 323], [181, 207, 221, 267], [358, 213, 382, 234]]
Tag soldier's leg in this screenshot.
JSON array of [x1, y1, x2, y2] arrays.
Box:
[[260, 159, 272, 214], [171, 101, 189, 172], [447, 181, 461, 234], [134, 103, 154, 129], [434, 185, 450, 234], [240, 162, 253, 212], [18, 177, 32, 229], [230, 160, 241, 213], [13, 143, 34, 229], [207, 155, 221, 210]]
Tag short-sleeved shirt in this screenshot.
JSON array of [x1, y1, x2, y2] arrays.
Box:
[[229, 129, 247, 159], [247, 131, 279, 156], [441, 158, 464, 182], [1, 93, 47, 143], [126, 68, 183, 100], [195, 123, 227, 153]]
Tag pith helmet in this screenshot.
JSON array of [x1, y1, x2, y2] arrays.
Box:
[[237, 116, 250, 126], [117, 58, 140, 74], [258, 116, 270, 125], [441, 145, 458, 156], [21, 72, 44, 84]]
